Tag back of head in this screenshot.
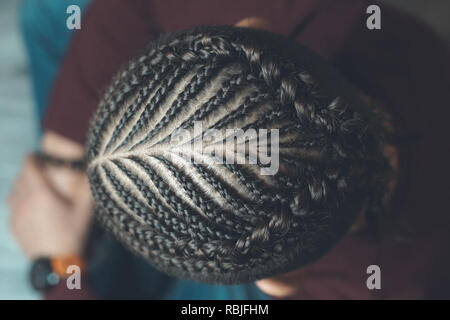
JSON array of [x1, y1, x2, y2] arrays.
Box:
[[86, 26, 390, 284]]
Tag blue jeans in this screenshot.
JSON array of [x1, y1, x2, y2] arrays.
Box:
[[19, 0, 269, 300]]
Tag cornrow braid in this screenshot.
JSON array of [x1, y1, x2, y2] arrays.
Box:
[[102, 59, 176, 153], [156, 71, 253, 146], [129, 59, 235, 151], [156, 155, 266, 223], [127, 155, 252, 235], [109, 159, 235, 242], [112, 61, 194, 152], [86, 26, 392, 284]]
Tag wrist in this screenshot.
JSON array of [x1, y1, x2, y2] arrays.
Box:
[[50, 254, 86, 279]]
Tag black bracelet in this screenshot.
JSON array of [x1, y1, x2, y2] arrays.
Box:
[[34, 151, 87, 172]]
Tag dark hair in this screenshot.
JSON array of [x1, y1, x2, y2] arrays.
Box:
[[86, 26, 391, 284]]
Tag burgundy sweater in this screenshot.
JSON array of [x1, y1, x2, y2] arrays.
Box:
[[44, 0, 450, 299]]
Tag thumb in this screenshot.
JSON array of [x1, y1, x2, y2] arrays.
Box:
[[22, 154, 56, 193]]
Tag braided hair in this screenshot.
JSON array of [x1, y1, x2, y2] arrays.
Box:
[[86, 26, 391, 284]]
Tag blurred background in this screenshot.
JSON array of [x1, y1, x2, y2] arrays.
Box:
[[0, 0, 449, 299]]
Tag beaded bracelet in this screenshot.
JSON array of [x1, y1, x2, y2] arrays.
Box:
[[34, 151, 87, 172]]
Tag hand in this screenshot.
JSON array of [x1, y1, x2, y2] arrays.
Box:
[[256, 268, 305, 298], [235, 17, 273, 31], [8, 155, 93, 259]]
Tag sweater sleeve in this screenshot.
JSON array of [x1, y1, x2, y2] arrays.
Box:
[[43, 0, 158, 145], [44, 277, 96, 300]]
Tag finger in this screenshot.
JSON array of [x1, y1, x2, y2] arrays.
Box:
[[234, 17, 273, 31], [73, 175, 95, 231], [22, 154, 64, 199]]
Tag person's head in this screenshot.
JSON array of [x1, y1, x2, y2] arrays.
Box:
[[86, 26, 392, 284]]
